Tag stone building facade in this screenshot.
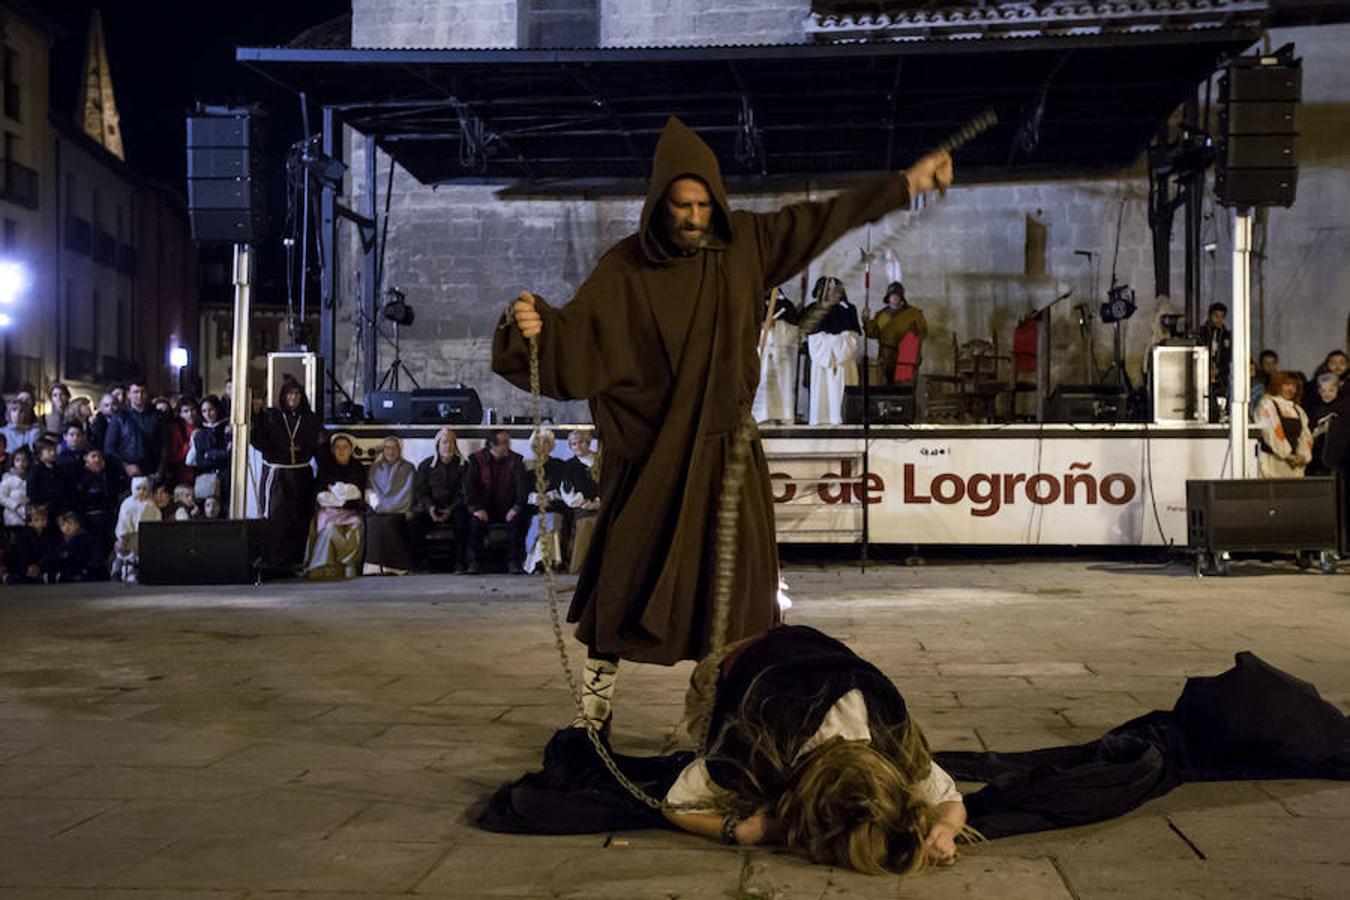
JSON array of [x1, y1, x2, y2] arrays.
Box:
[[335, 1, 1350, 423]]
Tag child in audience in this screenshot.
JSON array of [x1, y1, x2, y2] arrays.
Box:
[[112, 477, 160, 583], [171, 484, 200, 520], [4, 504, 54, 584], [51, 511, 106, 582], [1, 445, 30, 528]]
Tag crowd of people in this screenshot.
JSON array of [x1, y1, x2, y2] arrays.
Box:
[[1, 380, 234, 584], [1249, 347, 1349, 479]]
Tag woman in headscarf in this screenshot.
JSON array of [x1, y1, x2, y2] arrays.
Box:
[[306, 433, 367, 580], [411, 426, 470, 573], [363, 435, 417, 575]]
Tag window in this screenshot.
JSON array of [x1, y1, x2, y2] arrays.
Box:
[[517, 0, 599, 48], [2, 47, 19, 123]]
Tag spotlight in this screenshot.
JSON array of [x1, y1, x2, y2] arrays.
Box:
[[0, 260, 29, 304], [0, 312, 12, 327], [170, 347, 189, 368], [381, 287, 415, 327]]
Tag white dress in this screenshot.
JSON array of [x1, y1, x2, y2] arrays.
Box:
[[807, 331, 861, 426], [752, 317, 801, 425]]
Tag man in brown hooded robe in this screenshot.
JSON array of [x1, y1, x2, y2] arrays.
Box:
[[493, 117, 951, 731]]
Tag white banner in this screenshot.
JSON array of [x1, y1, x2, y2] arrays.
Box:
[[764, 430, 1244, 547]]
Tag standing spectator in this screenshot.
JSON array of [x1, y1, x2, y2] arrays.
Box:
[[104, 381, 167, 479], [187, 395, 231, 502], [1256, 372, 1313, 478], [44, 383, 71, 434], [75, 448, 117, 561], [57, 422, 88, 472], [251, 381, 323, 574], [1306, 350, 1347, 405], [171, 485, 200, 520], [165, 398, 198, 488], [202, 496, 222, 519], [64, 396, 93, 429], [88, 393, 117, 456], [2, 397, 39, 452], [411, 426, 470, 572], [0, 432, 9, 475], [307, 433, 367, 581], [1201, 302, 1233, 422], [465, 430, 528, 574], [363, 436, 416, 576], [27, 439, 66, 520], [1, 446, 31, 527], [1305, 373, 1343, 477], [220, 378, 233, 419], [51, 511, 106, 583], [109, 384, 127, 410], [111, 476, 160, 583], [4, 505, 54, 584]]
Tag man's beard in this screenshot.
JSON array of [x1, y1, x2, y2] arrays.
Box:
[[663, 220, 708, 254]]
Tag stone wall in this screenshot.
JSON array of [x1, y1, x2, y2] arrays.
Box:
[[336, 6, 1350, 423]]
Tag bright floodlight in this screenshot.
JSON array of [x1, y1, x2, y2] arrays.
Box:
[[0, 313, 12, 327], [0, 261, 27, 304], [170, 346, 189, 368]]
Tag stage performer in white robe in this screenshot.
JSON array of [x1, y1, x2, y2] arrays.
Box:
[[752, 287, 801, 425], [804, 277, 862, 425]]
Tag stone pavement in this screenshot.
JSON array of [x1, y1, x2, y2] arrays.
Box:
[[0, 559, 1346, 899]]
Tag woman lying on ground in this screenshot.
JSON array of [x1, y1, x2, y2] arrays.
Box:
[[662, 625, 971, 874]]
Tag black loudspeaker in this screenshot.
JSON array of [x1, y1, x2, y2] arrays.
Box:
[[1048, 385, 1127, 423], [843, 386, 916, 424], [368, 387, 483, 425], [186, 108, 265, 243], [1216, 47, 1301, 209], [138, 519, 264, 585], [1186, 478, 1339, 554]]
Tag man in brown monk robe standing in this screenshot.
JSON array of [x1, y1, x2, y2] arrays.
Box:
[[493, 117, 951, 734]]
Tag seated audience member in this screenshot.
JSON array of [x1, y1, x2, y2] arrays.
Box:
[[306, 433, 367, 581], [165, 398, 198, 488], [45, 383, 71, 434], [0, 445, 29, 527], [2, 397, 39, 452], [105, 381, 166, 479], [112, 476, 161, 583], [363, 436, 417, 576], [187, 395, 231, 501], [412, 426, 470, 573], [27, 439, 66, 521], [75, 448, 117, 560], [523, 428, 569, 574], [466, 430, 528, 574], [172, 484, 200, 521], [4, 504, 54, 584], [1256, 371, 1313, 478], [51, 511, 106, 583], [560, 432, 602, 574]]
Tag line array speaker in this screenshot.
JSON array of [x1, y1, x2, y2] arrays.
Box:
[[186, 107, 266, 243], [1216, 46, 1301, 208]]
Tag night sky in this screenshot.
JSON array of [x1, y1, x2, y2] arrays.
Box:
[[46, 0, 349, 188]]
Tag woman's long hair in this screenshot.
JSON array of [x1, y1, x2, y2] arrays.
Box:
[[702, 674, 963, 875]]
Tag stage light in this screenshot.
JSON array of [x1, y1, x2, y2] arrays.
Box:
[[170, 346, 189, 368], [0, 313, 12, 327], [0, 260, 29, 304]]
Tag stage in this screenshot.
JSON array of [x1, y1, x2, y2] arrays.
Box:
[[300, 422, 1247, 548]]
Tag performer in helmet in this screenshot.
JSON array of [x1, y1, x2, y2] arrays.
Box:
[[493, 116, 952, 733]]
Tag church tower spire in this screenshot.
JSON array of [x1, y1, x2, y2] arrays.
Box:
[[76, 9, 124, 159]]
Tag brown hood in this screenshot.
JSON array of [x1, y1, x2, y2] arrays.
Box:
[[638, 117, 734, 264]]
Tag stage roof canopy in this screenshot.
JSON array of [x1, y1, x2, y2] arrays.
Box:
[[237, 28, 1261, 186]]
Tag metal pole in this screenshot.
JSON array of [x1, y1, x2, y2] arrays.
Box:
[[228, 243, 254, 519], [361, 134, 379, 401], [1229, 209, 1253, 478], [319, 106, 338, 417]]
